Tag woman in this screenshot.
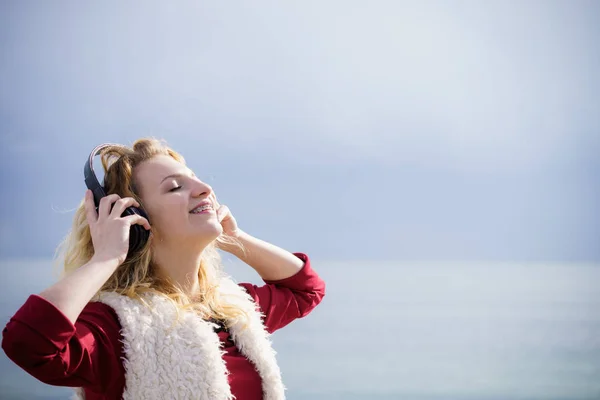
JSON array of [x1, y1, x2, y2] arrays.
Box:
[[1, 138, 326, 400]]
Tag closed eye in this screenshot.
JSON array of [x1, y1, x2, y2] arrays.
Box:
[[169, 186, 182, 192]]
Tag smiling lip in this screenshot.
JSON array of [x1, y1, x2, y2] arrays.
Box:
[[190, 209, 212, 215], [189, 201, 213, 214]]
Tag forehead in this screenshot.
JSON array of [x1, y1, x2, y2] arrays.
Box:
[[134, 155, 190, 190]]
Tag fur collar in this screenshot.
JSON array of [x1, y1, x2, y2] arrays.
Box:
[[72, 278, 285, 400]]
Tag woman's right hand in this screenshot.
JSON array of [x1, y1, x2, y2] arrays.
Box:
[[84, 189, 151, 266]]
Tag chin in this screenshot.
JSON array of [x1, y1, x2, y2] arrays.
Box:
[[197, 221, 223, 241]]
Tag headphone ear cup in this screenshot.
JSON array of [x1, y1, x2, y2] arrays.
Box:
[[92, 186, 108, 213], [121, 206, 150, 255], [84, 144, 151, 258]]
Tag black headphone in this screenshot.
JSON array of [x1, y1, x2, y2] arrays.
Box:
[[84, 143, 151, 254]]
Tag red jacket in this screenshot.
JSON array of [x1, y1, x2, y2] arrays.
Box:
[[2, 253, 325, 400]]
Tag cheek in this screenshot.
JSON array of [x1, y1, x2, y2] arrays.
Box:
[[147, 202, 188, 232]]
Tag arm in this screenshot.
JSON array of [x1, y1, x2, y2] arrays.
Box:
[[40, 191, 149, 324], [213, 199, 326, 332], [39, 257, 121, 324], [240, 253, 326, 333], [220, 230, 304, 281], [212, 194, 303, 280], [2, 296, 124, 392], [2, 191, 146, 391], [1, 256, 123, 387]]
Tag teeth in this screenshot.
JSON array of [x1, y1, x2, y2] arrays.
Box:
[[190, 205, 212, 214]]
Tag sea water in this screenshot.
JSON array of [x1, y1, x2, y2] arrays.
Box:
[[1, 258, 599, 400]]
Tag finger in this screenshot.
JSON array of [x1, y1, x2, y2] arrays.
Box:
[[110, 197, 141, 218], [83, 190, 98, 224], [98, 194, 121, 218], [123, 214, 151, 231], [217, 205, 229, 222], [210, 192, 220, 209]]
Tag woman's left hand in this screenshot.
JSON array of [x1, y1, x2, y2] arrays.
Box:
[[211, 193, 241, 239]]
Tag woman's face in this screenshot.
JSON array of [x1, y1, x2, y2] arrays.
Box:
[[134, 155, 222, 246]]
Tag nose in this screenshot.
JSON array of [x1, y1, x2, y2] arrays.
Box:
[[191, 178, 213, 198]]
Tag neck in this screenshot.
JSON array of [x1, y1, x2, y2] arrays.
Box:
[[152, 239, 211, 297]]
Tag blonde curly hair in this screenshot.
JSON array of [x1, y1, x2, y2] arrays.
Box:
[[53, 137, 249, 326]]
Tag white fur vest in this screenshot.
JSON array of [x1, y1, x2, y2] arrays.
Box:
[[72, 278, 285, 400]]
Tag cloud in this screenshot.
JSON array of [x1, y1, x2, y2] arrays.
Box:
[[0, 2, 598, 261], [2, 1, 597, 176]]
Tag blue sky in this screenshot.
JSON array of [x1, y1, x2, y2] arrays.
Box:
[[0, 1, 598, 262]]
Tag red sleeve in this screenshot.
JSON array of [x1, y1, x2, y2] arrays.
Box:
[[1, 294, 125, 394], [240, 253, 326, 334]]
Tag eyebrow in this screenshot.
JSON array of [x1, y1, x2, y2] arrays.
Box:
[[160, 171, 195, 185]]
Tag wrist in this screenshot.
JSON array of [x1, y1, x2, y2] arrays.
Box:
[[231, 229, 248, 241], [89, 254, 122, 270], [216, 229, 247, 255]]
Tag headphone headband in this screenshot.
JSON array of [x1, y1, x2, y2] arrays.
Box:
[[83, 143, 124, 208]]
